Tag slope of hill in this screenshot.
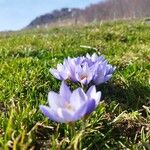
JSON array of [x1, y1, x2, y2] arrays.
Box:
[[0, 20, 150, 149], [27, 0, 150, 28]]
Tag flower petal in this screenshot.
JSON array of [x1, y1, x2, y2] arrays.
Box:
[[104, 74, 112, 82], [93, 65, 106, 84], [86, 86, 101, 105], [56, 108, 73, 123], [59, 81, 71, 102], [70, 88, 87, 110], [72, 103, 88, 121], [85, 99, 96, 115], [39, 105, 64, 122], [94, 75, 105, 85], [48, 91, 64, 109], [86, 86, 96, 98], [91, 53, 98, 62], [94, 91, 101, 105], [49, 68, 61, 80]]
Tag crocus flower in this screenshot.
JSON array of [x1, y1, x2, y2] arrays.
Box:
[[40, 81, 101, 123], [93, 61, 116, 85], [74, 62, 95, 85], [50, 53, 115, 85], [50, 56, 84, 82]]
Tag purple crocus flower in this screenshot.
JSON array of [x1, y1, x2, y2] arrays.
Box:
[[92, 61, 116, 85], [49, 63, 70, 81], [50, 56, 84, 82], [74, 62, 94, 85], [50, 53, 115, 85], [40, 81, 101, 123]]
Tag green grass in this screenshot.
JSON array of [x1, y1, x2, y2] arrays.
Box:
[[0, 20, 150, 149]]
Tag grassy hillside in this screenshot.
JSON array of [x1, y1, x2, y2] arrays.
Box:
[[0, 20, 150, 149]]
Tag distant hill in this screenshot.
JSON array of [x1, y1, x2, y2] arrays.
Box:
[[27, 0, 150, 28], [27, 8, 82, 28]]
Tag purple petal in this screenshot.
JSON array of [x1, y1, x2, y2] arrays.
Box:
[[83, 62, 89, 71], [94, 75, 105, 85], [85, 99, 96, 115], [76, 64, 93, 85], [74, 65, 82, 80], [70, 88, 87, 110], [76, 56, 84, 64], [59, 71, 69, 80], [57, 103, 88, 122], [40, 105, 64, 122], [108, 66, 116, 74], [48, 91, 64, 109], [74, 73, 79, 82], [86, 86, 101, 105], [104, 74, 112, 82], [71, 103, 88, 121], [59, 81, 71, 102], [91, 53, 98, 62], [97, 55, 105, 62], [90, 63, 99, 73], [102, 60, 108, 66], [94, 91, 101, 105], [56, 108, 73, 123], [93, 66, 106, 84], [49, 68, 61, 80], [86, 53, 91, 59], [57, 63, 64, 71], [86, 86, 96, 98]]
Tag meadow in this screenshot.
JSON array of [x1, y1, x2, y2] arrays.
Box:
[[0, 20, 150, 149]]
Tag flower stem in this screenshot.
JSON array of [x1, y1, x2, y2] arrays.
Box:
[[81, 84, 88, 92], [68, 122, 76, 139], [81, 116, 89, 130]]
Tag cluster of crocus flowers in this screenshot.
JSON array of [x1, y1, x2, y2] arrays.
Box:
[[50, 53, 115, 85], [40, 53, 115, 123]]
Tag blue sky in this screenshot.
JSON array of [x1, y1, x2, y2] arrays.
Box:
[[0, 0, 102, 31]]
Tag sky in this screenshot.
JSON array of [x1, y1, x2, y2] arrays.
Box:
[[0, 0, 102, 31]]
